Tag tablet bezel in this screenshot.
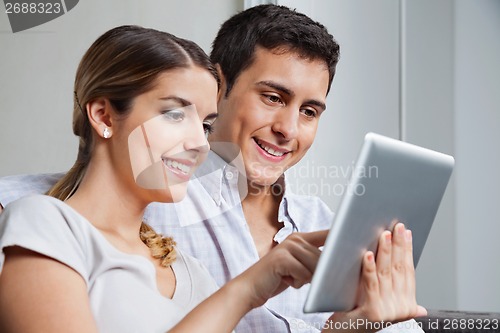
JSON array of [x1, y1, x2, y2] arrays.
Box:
[[303, 132, 454, 313]]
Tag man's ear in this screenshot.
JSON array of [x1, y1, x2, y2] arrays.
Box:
[[86, 98, 114, 139], [215, 63, 227, 102]]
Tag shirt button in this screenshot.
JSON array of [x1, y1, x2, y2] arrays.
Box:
[[226, 171, 234, 180]]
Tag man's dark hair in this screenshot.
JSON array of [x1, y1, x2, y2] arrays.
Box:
[[210, 4, 340, 96]]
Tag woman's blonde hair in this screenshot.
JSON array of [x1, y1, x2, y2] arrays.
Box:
[[48, 25, 219, 267]]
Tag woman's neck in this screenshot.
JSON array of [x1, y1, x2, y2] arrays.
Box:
[[65, 160, 147, 242]]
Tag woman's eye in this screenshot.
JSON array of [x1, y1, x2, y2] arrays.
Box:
[[162, 109, 185, 121]]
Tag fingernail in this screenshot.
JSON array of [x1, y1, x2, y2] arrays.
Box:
[[405, 229, 412, 241], [367, 252, 374, 262], [397, 223, 405, 235], [385, 232, 392, 243]]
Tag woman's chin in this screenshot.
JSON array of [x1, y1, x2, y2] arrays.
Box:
[[133, 162, 189, 203], [147, 188, 186, 204], [166, 183, 188, 203], [135, 162, 167, 189]]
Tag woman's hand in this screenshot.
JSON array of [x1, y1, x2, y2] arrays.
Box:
[[323, 223, 427, 333]]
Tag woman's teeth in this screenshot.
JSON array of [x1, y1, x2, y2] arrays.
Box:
[[164, 159, 190, 173]]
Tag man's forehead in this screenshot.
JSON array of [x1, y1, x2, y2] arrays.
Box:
[[255, 45, 329, 68], [247, 47, 329, 97]]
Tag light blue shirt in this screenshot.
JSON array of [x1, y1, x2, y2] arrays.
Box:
[[0, 152, 424, 333]]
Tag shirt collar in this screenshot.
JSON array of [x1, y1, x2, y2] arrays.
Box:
[[194, 151, 300, 240], [274, 175, 300, 243], [193, 150, 244, 206]]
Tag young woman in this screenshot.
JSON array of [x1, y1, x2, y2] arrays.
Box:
[[0, 24, 324, 333], [0, 25, 425, 333]]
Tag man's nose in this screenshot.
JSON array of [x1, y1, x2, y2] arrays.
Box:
[[271, 107, 299, 141]]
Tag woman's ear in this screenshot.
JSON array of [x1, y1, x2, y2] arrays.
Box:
[[86, 98, 113, 139], [215, 63, 227, 102]]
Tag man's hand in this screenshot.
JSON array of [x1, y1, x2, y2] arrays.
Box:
[[238, 230, 328, 309]]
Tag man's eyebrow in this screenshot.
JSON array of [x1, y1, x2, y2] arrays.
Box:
[[256, 81, 293, 97], [256, 80, 326, 112], [205, 113, 218, 122], [305, 99, 326, 112]]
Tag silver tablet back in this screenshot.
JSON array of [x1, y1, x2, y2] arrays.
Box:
[[303, 132, 454, 313]]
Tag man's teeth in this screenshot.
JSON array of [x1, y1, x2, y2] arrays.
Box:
[[165, 159, 190, 173], [257, 141, 285, 157]]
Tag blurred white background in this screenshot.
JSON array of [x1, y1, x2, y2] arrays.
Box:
[[1, 0, 499, 312]]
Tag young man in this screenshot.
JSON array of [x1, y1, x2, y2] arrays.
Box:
[[0, 5, 425, 333]]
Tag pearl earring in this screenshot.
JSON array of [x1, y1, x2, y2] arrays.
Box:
[[103, 127, 111, 139]]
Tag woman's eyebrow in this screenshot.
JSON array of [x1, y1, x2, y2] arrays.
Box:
[[159, 96, 192, 107]]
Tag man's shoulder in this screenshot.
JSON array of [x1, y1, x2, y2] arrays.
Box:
[[0, 172, 65, 207]]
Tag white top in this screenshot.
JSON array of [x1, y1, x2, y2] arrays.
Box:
[[0, 195, 218, 333]]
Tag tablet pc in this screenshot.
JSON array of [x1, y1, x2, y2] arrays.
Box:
[[303, 132, 454, 313]]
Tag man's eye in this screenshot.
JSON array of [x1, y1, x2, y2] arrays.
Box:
[[301, 108, 317, 118], [264, 94, 282, 104], [162, 109, 185, 121], [203, 123, 214, 138]]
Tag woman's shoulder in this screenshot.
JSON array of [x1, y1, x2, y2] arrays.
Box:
[[2, 194, 79, 225], [6, 194, 66, 212], [0, 195, 92, 281], [0, 194, 96, 249]]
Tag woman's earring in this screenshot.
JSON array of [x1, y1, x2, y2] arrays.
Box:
[[103, 127, 111, 139]]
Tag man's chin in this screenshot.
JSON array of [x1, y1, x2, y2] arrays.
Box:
[[247, 175, 281, 190], [246, 166, 282, 185]]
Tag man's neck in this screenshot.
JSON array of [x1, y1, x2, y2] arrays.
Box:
[[241, 182, 283, 258], [209, 148, 288, 257]]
